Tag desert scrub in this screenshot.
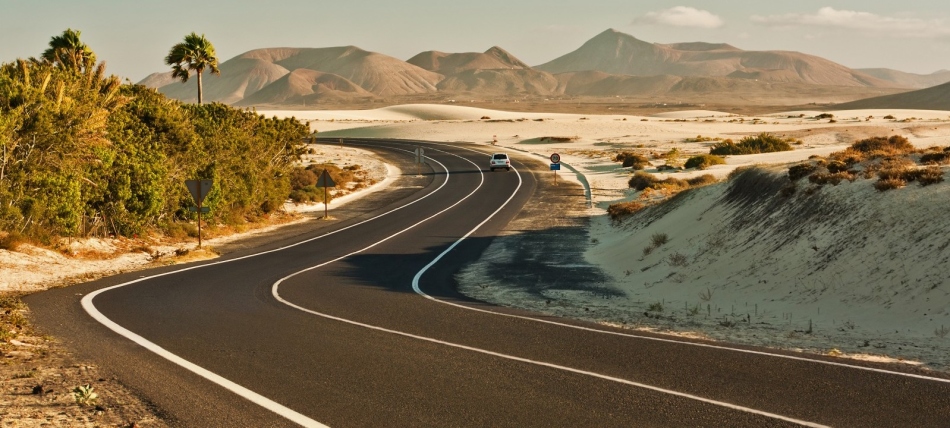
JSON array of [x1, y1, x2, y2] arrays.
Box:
[[709, 133, 794, 155], [607, 201, 645, 221], [686, 174, 717, 187], [614, 152, 650, 169], [788, 163, 819, 181], [808, 171, 855, 186], [628, 171, 659, 191], [684, 154, 725, 170], [838, 135, 916, 162], [918, 166, 945, 186], [874, 178, 906, 191]]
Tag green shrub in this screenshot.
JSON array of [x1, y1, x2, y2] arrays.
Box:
[[628, 171, 658, 190], [0, 232, 27, 251], [651, 233, 669, 247], [710, 133, 793, 155], [684, 154, 725, 170]]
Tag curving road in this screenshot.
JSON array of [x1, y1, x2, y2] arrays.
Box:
[[26, 140, 950, 427]]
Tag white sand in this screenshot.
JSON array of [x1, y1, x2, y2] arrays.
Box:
[[262, 104, 950, 371]]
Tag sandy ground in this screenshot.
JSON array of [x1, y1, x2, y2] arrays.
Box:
[[262, 104, 950, 373]]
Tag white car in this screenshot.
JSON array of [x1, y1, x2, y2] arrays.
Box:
[[490, 153, 511, 171]]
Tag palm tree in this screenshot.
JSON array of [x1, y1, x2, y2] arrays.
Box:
[[165, 32, 220, 104], [42, 28, 96, 72]]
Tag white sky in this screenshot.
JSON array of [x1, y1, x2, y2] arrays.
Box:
[[2, 1, 949, 81]]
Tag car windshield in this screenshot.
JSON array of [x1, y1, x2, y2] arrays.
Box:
[[492, 154, 507, 160]]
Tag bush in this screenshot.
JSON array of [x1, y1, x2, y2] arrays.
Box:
[[920, 152, 950, 165], [874, 178, 906, 191], [816, 113, 834, 119], [850, 135, 915, 156], [607, 201, 645, 220], [710, 133, 793, 155], [615, 152, 650, 169], [687, 174, 718, 187], [788, 163, 818, 181], [918, 166, 945, 186], [651, 233, 669, 247], [0, 232, 27, 251], [628, 171, 658, 191], [684, 154, 725, 170], [808, 171, 853, 186]]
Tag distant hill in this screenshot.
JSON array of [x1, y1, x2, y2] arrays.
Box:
[[855, 68, 950, 89], [407, 46, 529, 75], [139, 30, 911, 107], [536, 29, 894, 88], [142, 46, 441, 103], [831, 81, 950, 111]]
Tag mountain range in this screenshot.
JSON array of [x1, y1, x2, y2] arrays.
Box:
[[139, 29, 950, 109]]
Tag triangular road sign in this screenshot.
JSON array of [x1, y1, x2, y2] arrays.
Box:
[[317, 170, 336, 188]]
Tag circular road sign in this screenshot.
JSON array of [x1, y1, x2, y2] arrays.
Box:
[[550, 153, 561, 164]]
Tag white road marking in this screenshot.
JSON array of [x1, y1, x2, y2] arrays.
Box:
[[410, 142, 950, 386], [273, 146, 830, 427], [81, 143, 453, 427]]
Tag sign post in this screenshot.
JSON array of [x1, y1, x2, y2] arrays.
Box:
[[185, 179, 213, 248], [414, 147, 425, 176], [317, 169, 337, 219], [550, 153, 561, 186]]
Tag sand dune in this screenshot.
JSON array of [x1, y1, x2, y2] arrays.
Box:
[[537, 29, 895, 88], [857, 68, 950, 89], [833, 81, 950, 111]]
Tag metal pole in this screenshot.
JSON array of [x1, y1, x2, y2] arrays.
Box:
[[324, 185, 328, 219], [197, 190, 202, 248]]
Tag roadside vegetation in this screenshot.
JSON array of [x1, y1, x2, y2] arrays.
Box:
[[709, 133, 798, 156], [0, 29, 310, 246], [784, 135, 946, 193]]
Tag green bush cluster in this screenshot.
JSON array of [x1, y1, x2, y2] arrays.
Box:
[[0, 57, 307, 242], [709, 133, 794, 156], [684, 154, 725, 170], [614, 152, 650, 169]]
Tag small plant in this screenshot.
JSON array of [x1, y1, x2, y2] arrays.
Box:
[[936, 325, 950, 338], [0, 232, 27, 251], [699, 288, 714, 302], [667, 252, 688, 267], [686, 174, 717, 187], [72, 384, 98, 406], [918, 166, 944, 186], [788, 163, 818, 181], [607, 201, 645, 221], [642, 245, 654, 256], [648, 302, 664, 312], [651, 233, 669, 247], [684, 154, 725, 170], [884, 114, 896, 120], [874, 177, 906, 191], [710, 133, 794, 156], [815, 113, 834, 119], [628, 171, 658, 191], [687, 304, 700, 316]]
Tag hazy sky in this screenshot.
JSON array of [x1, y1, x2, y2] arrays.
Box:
[[2, 1, 949, 81]]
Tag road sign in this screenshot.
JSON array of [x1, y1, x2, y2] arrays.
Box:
[[185, 179, 213, 205], [317, 170, 336, 188], [550, 153, 561, 164], [550, 163, 561, 170], [188, 206, 210, 213], [414, 147, 425, 163]]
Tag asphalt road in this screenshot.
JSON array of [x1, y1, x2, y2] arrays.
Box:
[[26, 140, 950, 427]]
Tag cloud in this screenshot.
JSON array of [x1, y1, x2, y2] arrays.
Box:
[[634, 7, 724, 29], [751, 7, 949, 38]]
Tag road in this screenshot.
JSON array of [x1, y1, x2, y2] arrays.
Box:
[[26, 140, 950, 427]]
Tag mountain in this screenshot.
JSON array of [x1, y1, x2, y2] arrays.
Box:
[[536, 29, 894, 88], [407, 46, 530, 75], [236, 69, 372, 106], [831, 81, 950, 111], [436, 69, 559, 95], [855, 68, 950, 89], [141, 46, 441, 103]]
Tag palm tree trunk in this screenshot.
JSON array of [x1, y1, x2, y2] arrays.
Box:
[[197, 70, 203, 104]]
